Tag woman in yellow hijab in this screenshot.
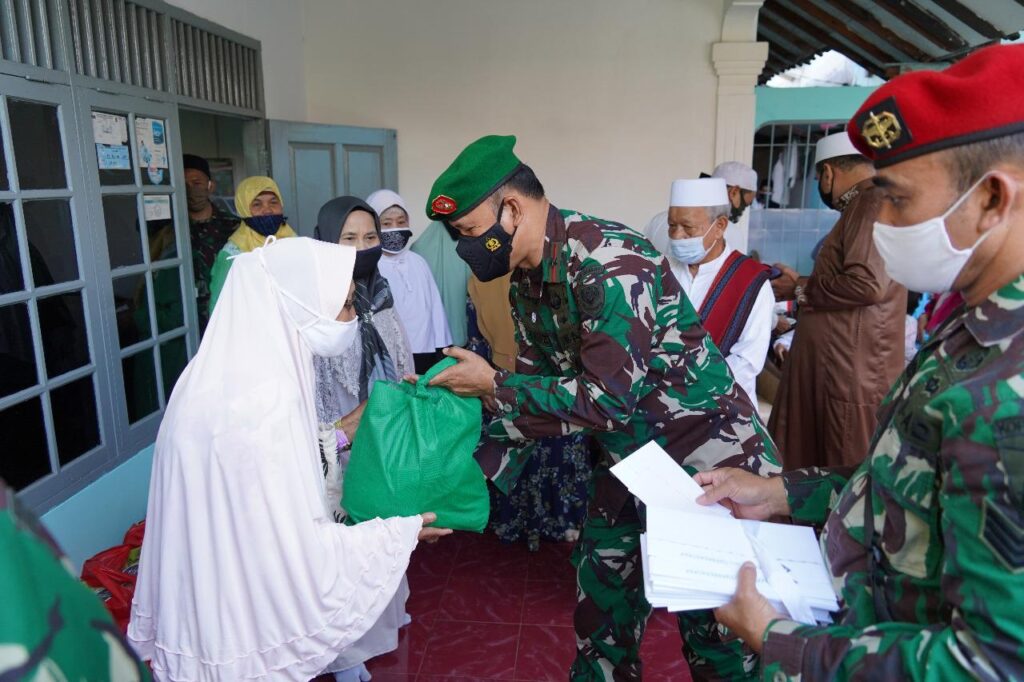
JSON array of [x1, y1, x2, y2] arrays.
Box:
[[207, 176, 297, 314]]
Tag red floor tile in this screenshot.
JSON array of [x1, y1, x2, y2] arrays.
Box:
[[646, 607, 679, 632], [521, 580, 577, 628], [438, 577, 526, 624], [406, 574, 448, 625], [366, 620, 432, 676], [525, 541, 577, 583], [514, 625, 577, 681], [417, 620, 520, 678], [407, 538, 460, 578], [450, 540, 530, 581], [639, 626, 690, 680]]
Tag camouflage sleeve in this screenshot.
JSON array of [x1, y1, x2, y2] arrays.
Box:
[[491, 247, 657, 441], [761, 404, 1024, 680], [782, 466, 857, 525]]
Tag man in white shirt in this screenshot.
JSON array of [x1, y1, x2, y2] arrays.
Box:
[[659, 177, 775, 405]]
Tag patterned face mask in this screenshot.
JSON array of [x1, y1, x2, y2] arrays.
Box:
[[381, 229, 413, 253]]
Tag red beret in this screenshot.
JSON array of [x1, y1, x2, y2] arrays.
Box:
[[848, 44, 1024, 168]]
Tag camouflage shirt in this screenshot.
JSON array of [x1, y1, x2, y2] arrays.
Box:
[[188, 206, 238, 334], [763, 274, 1024, 680], [479, 205, 780, 521]]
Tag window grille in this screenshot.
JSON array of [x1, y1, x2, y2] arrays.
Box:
[[0, 0, 65, 70], [66, 0, 168, 90], [171, 18, 260, 111]]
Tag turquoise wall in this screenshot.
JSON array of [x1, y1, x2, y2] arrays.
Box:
[[40, 445, 155, 570], [755, 85, 879, 129]]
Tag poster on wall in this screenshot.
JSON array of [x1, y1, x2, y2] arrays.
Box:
[[92, 111, 131, 170], [143, 195, 172, 221], [135, 117, 170, 185]]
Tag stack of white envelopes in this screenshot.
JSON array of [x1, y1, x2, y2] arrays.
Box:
[[610, 442, 840, 625]]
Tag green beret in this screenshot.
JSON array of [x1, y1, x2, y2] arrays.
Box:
[[426, 135, 523, 221]]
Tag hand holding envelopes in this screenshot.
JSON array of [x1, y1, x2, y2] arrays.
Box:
[[611, 442, 839, 625], [342, 357, 490, 531]]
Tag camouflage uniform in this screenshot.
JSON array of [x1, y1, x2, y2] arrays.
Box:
[[474, 205, 781, 680], [0, 482, 150, 680], [762, 274, 1024, 680], [188, 206, 238, 334]]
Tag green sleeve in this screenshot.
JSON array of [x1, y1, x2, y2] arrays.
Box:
[[782, 466, 857, 525], [207, 249, 233, 316]]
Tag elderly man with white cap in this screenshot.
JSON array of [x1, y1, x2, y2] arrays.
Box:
[[768, 131, 906, 471], [664, 177, 775, 406]]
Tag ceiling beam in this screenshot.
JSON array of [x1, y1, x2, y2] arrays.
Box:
[[827, 0, 931, 62], [760, 13, 821, 58], [872, 0, 969, 52], [928, 0, 1001, 39], [762, 3, 888, 76], [782, 0, 904, 67]]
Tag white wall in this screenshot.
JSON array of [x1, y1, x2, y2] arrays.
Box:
[[166, 0, 308, 121], [302, 0, 726, 231]]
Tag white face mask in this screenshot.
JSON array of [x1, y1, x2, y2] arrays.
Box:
[[872, 173, 995, 294], [258, 243, 360, 357], [669, 221, 717, 265]]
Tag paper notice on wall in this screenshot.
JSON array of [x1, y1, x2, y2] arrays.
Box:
[[143, 194, 172, 221], [135, 117, 168, 169], [92, 111, 128, 145], [96, 144, 131, 170]]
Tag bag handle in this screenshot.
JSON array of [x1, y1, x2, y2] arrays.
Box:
[[416, 356, 458, 388]]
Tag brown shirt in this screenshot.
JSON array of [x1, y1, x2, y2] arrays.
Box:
[[768, 180, 907, 469]]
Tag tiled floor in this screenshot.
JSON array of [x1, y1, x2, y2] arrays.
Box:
[[358, 530, 693, 681]]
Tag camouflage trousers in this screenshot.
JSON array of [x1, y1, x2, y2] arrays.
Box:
[[568, 497, 759, 681]]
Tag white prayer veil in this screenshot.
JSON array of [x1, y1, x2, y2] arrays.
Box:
[[128, 237, 423, 682]]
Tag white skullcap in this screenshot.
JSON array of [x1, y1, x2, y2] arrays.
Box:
[[711, 161, 757, 191], [815, 131, 863, 165], [366, 189, 408, 218], [670, 177, 729, 207]]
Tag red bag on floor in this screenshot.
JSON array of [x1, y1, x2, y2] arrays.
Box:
[[81, 520, 145, 632]]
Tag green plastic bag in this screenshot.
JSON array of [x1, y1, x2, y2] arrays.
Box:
[[342, 357, 490, 531]]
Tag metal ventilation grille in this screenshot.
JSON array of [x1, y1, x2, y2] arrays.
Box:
[[67, 0, 169, 90], [0, 0, 65, 70], [172, 19, 260, 111]]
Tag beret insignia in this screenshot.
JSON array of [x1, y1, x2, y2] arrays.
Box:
[[431, 195, 457, 216], [855, 97, 912, 152]]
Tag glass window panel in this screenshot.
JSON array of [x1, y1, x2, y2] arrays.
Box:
[[38, 292, 89, 378], [112, 274, 151, 348], [23, 200, 79, 286], [8, 99, 66, 190], [51, 375, 100, 466], [122, 349, 158, 424], [0, 203, 24, 295], [145, 198, 177, 261], [103, 194, 144, 269], [0, 397, 50, 490], [92, 110, 134, 187], [153, 266, 183, 334], [0, 303, 37, 399], [135, 117, 171, 187], [160, 336, 188, 401], [0, 120, 8, 191]]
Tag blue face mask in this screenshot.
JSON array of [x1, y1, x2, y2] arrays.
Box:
[[243, 213, 287, 237], [669, 221, 717, 265]]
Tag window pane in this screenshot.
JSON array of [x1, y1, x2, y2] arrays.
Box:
[[38, 292, 89, 378], [0, 303, 37, 399], [123, 349, 158, 424], [145, 196, 177, 261], [153, 266, 183, 334], [160, 336, 188, 401], [92, 110, 134, 187], [51, 375, 100, 465], [8, 99, 66, 190], [24, 200, 79, 286], [0, 397, 50, 490], [0, 119, 8, 191], [0, 203, 24, 295], [135, 117, 170, 187], [112, 273, 151, 348], [103, 194, 143, 269]]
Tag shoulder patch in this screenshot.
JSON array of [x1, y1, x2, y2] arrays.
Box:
[[981, 497, 1024, 573], [575, 261, 606, 319]]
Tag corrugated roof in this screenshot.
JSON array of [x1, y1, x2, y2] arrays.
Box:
[[757, 0, 1024, 84]]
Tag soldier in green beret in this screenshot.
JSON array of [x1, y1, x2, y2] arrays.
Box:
[[421, 134, 781, 680]]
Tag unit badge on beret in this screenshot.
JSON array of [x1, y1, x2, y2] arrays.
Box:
[[484, 236, 502, 252], [856, 97, 911, 152], [431, 194, 457, 215]]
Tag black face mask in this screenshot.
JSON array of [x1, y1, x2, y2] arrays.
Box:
[[454, 203, 515, 283], [243, 213, 287, 237], [380, 229, 413, 253], [353, 244, 383, 279], [818, 171, 836, 210]]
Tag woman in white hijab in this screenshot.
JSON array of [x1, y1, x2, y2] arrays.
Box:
[[366, 189, 453, 374], [127, 237, 449, 682]]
